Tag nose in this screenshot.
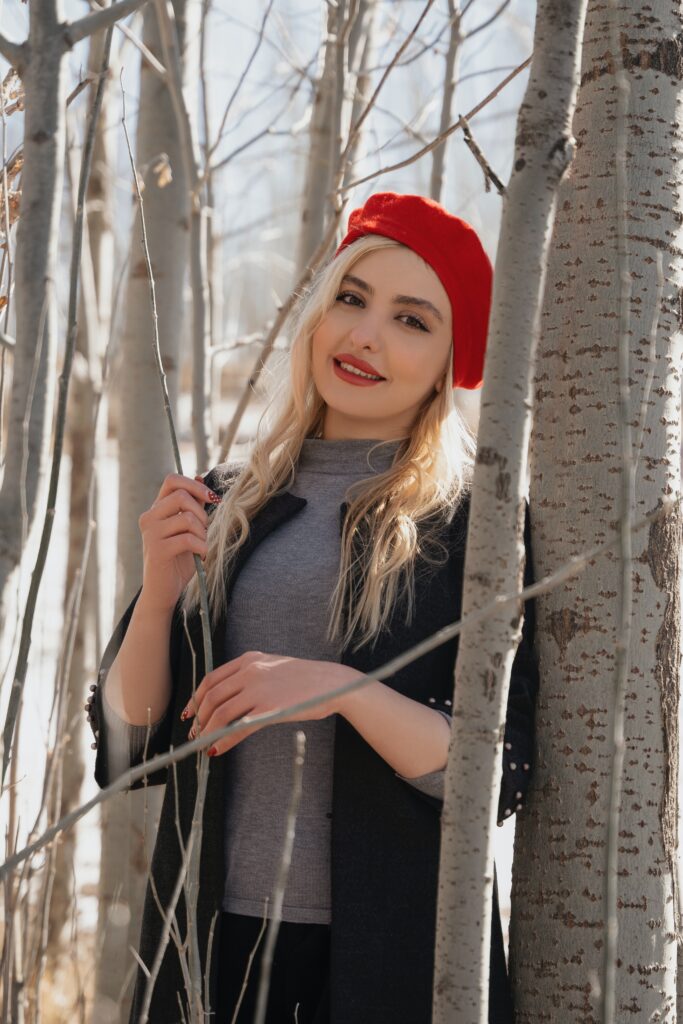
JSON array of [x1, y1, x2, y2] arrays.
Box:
[[347, 309, 381, 349]]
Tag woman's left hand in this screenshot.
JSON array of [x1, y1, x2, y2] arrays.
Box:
[[180, 651, 362, 756]]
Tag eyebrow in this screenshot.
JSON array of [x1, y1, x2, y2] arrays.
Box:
[[340, 273, 445, 324]]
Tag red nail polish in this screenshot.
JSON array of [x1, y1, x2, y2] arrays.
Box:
[[206, 746, 217, 757], [207, 491, 222, 504], [180, 708, 189, 721]]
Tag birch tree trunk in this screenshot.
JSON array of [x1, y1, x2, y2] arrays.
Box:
[[429, 0, 462, 204], [295, 1, 345, 275], [510, 1, 683, 1018], [94, 5, 193, 1020], [46, 17, 114, 965], [342, 0, 379, 195], [152, 0, 207, 468], [432, 2, 588, 1022], [0, 7, 64, 632], [0, 0, 149, 641]]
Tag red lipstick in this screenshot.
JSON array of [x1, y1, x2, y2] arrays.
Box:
[[334, 353, 385, 378]]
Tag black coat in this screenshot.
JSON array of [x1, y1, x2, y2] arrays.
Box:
[[88, 467, 539, 1024]]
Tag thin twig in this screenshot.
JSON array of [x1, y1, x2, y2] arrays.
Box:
[[462, 0, 512, 42], [333, 0, 439, 189], [338, 52, 533, 193], [138, 829, 198, 1023], [459, 115, 506, 195], [205, 0, 276, 166], [230, 902, 269, 1024], [254, 732, 306, 1024]]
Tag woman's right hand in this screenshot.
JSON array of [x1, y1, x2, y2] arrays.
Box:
[[138, 474, 220, 614]]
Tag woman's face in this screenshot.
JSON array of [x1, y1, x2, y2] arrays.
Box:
[[310, 246, 453, 440]]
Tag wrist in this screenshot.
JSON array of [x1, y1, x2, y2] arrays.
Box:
[[334, 668, 375, 718], [136, 588, 178, 621]]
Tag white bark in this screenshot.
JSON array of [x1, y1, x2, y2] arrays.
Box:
[[0, 0, 158, 644], [66, 0, 151, 46], [153, 0, 209, 469], [510, 1, 683, 1019], [0, 2, 65, 630], [432, 2, 588, 1022], [342, 0, 380, 194], [429, 1, 462, 203], [47, 17, 114, 964], [95, 4, 194, 1020], [295, 2, 340, 275]]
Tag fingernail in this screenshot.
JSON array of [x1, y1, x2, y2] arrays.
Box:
[[206, 746, 218, 757], [207, 491, 222, 504], [180, 706, 191, 720]]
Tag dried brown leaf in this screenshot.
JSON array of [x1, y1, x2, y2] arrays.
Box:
[[151, 154, 173, 189]]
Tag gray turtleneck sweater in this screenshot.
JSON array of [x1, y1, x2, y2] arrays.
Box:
[[101, 437, 451, 924]]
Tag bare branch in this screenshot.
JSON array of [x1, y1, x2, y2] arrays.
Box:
[[254, 733, 306, 1022], [462, 0, 512, 41], [338, 52, 532, 193], [206, 0, 277, 165], [459, 115, 506, 195], [65, 0, 151, 47], [336, 0, 439, 178], [86, 0, 167, 78], [0, 36, 25, 70]]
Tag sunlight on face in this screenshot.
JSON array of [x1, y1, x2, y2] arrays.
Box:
[[310, 246, 453, 440]]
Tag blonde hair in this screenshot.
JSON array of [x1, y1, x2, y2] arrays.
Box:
[[182, 234, 477, 652]]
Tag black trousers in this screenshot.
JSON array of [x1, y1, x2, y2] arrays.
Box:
[[215, 911, 331, 1024], [214, 906, 511, 1024]]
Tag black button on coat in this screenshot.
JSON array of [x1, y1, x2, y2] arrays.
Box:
[[88, 467, 539, 1024]]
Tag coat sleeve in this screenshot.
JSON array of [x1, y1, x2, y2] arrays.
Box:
[[88, 587, 180, 790], [85, 463, 241, 790], [396, 500, 539, 825]]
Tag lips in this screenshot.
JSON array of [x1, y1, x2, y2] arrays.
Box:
[[333, 354, 386, 379], [332, 358, 385, 387]]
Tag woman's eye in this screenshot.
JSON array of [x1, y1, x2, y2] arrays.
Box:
[[400, 313, 428, 332], [336, 291, 362, 306], [335, 293, 428, 332]]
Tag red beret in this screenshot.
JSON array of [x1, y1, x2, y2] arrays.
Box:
[[334, 192, 493, 389]]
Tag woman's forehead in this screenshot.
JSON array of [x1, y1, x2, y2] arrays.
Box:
[[346, 247, 451, 325]]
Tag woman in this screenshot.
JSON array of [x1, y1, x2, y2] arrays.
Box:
[[87, 192, 539, 1024]]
